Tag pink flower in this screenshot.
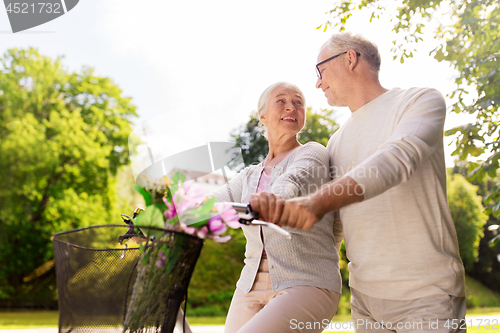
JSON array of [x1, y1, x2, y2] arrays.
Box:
[[208, 215, 227, 236], [163, 197, 177, 220], [164, 222, 180, 231], [180, 222, 196, 235], [155, 251, 167, 268], [213, 235, 231, 243], [196, 226, 208, 239], [172, 181, 206, 215], [214, 203, 241, 229]]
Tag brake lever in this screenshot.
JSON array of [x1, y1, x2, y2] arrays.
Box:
[[118, 208, 146, 245], [230, 203, 291, 240]]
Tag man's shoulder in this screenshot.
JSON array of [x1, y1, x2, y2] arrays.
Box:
[[391, 87, 445, 102], [383, 87, 446, 116]]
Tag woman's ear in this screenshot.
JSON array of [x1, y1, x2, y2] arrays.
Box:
[[259, 112, 267, 125]]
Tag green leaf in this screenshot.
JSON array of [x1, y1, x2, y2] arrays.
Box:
[[179, 197, 215, 228], [133, 185, 152, 206], [491, 199, 500, 215], [434, 49, 445, 62], [184, 215, 212, 228], [200, 196, 216, 214], [134, 205, 164, 229], [171, 171, 186, 186], [154, 200, 167, 215], [489, 234, 500, 247]]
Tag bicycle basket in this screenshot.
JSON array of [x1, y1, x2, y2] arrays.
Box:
[[52, 225, 204, 333]]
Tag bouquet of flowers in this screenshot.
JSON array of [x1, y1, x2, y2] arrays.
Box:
[[123, 171, 240, 333]]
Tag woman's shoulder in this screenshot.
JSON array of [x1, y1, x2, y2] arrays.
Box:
[[281, 141, 329, 169], [296, 141, 328, 157], [237, 163, 261, 178]]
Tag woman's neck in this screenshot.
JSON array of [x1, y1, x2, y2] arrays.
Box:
[[265, 135, 301, 164]]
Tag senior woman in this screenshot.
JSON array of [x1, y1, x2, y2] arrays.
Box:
[[213, 82, 342, 333]]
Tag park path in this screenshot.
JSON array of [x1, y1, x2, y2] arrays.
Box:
[[0, 314, 498, 333]]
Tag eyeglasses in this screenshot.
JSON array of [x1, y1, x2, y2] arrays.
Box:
[[315, 51, 361, 79]]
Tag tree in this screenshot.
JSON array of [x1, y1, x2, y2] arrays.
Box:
[[0, 48, 137, 303], [320, 0, 500, 214], [230, 111, 268, 168], [451, 162, 500, 291], [447, 173, 488, 270], [230, 108, 340, 168], [298, 108, 340, 147]]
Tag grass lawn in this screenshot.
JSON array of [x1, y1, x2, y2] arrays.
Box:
[[324, 328, 496, 333], [467, 307, 500, 316], [1, 308, 499, 329], [0, 310, 59, 328]]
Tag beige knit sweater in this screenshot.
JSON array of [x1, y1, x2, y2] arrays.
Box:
[[329, 87, 465, 300], [213, 142, 342, 293]]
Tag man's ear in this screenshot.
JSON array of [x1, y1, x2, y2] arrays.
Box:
[[346, 49, 359, 70]]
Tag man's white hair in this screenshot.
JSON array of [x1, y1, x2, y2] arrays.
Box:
[[322, 32, 381, 75]]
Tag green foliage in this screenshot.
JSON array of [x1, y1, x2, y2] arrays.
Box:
[[450, 164, 500, 291], [187, 228, 246, 316], [297, 108, 340, 147], [320, 0, 500, 215], [133, 184, 153, 206], [115, 165, 145, 216], [447, 174, 488, 270], [134, 205, 164, 229], [230, 111, 268, 167], [0, 48, 137, 302], [231, 107, 339, 168], [465, 274, 500, 308]]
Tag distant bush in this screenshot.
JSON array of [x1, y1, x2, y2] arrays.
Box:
[[447, 174, 489, 270], [187, 229, 245, 316], [465, 274, 500, 308]]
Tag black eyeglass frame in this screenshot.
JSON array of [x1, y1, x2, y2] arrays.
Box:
[[315, 51, 361, 79]]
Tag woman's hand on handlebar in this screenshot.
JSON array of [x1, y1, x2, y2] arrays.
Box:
[[249, 192, 285, 225]]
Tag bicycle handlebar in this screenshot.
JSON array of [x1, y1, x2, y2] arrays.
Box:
[[118, 202, 292, 243], [229, 203, 291, 240]]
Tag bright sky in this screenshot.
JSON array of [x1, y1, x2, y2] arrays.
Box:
[[0, 0, 474, 168]]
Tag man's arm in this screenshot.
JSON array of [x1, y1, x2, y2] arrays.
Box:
[[344, 88, 446, 200], [277, 175, 364, 230], [249, 175, 363, 230]]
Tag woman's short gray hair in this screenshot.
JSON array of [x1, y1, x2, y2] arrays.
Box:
[[256, 82, 306, 139], [322, 32, 381, 75]]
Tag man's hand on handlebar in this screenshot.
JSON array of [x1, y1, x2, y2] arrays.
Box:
[[277, 196, 325, 231], [249, 193, 325, 231], [248, 192, 285, 225]]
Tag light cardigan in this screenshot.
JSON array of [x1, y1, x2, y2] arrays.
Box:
[[328, 87, 466, 300], [213, 142, 342, 294]]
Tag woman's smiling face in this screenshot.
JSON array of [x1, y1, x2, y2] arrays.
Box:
[[260, 86, 305, 140]]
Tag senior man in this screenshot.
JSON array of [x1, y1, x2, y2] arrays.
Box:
[[250, 32, 466, 332]]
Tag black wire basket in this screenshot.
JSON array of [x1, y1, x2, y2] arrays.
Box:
[[52, 224, 204, 333]]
